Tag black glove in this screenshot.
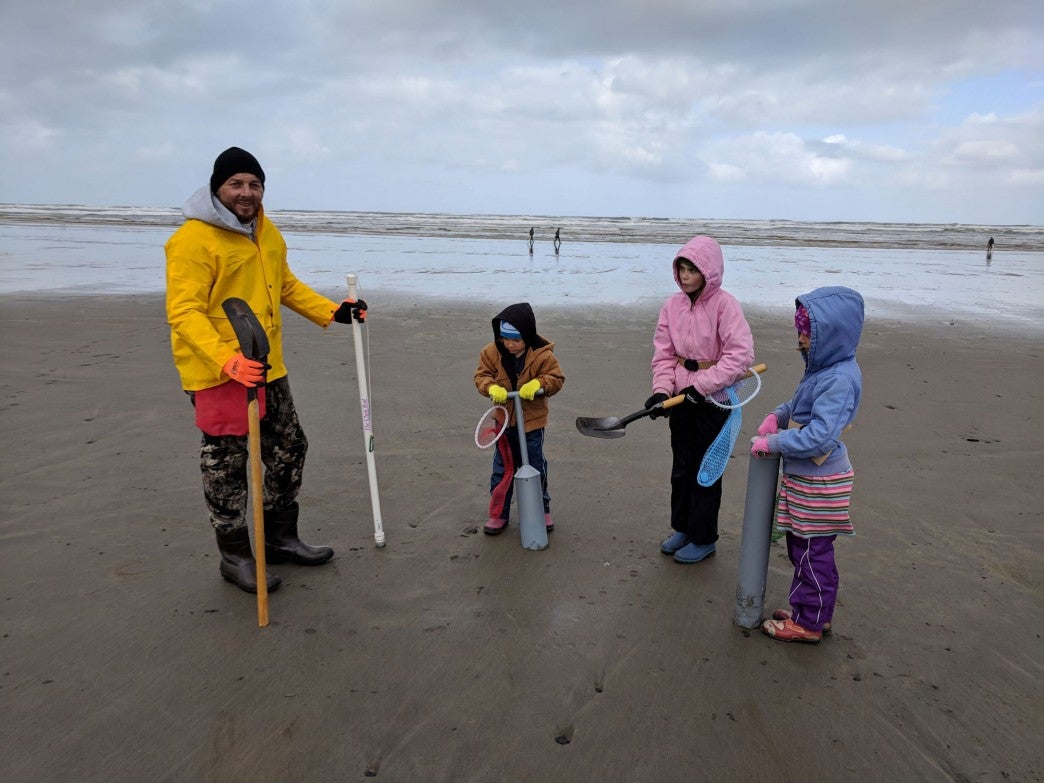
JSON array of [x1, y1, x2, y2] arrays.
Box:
[[680, 385, 704, 405], [683, 359, 701, 372], [644, 392, 671, 419], [334, 298, 368, 324]]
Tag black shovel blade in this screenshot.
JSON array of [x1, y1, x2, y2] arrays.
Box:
[[575, 400, 668, 439], [575, 416, 628, 439], [221, 297, 270, 361]]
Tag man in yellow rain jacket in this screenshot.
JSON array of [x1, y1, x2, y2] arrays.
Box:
[[165, 146, 366, 594]]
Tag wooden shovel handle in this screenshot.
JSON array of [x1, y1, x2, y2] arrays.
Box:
[[247, 397, 269, 628], [661, 363, 767, 410], [661, 393, 688, 409]]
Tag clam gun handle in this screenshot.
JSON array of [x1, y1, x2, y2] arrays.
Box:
[[505, 389, 546, 399]]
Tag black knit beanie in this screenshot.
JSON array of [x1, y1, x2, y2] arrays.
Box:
[[210, 147, 266, 193]]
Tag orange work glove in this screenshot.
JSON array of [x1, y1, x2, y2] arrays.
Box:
[[223, 353, 266, 388]]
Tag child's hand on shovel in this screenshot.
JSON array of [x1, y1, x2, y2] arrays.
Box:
[[644, 392, 671, 419], [223, 353, 266, 387]]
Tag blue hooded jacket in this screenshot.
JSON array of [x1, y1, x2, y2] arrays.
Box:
[[767, 286, 864, 476]]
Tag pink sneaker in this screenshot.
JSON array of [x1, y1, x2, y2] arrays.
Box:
[[544, 513, 555, 532], [772, 608, 831, 635], [762, 618, 822, 644], [483, 517, 507, 535]]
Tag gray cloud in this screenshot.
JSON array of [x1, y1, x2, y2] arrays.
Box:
[[0, 0, 1041, 222]]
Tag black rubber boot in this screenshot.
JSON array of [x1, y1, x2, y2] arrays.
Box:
[[215, 527, 283, 593], [264, 502, 334, 565]]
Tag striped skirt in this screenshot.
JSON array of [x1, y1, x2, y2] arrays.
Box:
[[774, 470, 855, 538]]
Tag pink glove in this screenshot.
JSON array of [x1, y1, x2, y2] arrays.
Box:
[[750, 436, 772, 458], [757, 413, 780, 436]]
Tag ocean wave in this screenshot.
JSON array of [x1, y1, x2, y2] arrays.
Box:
[[1, 203, 1040, 251]]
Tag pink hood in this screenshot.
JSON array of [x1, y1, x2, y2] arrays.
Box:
[[674, 235, 724, 294], [651, 236, 754, 397]]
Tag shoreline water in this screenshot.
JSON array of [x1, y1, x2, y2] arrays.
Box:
[[2, 202, 1042, 250], [3, 220, 1042, 332]]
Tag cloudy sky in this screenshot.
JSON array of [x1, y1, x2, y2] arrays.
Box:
[[2, 0, 1042, 224]]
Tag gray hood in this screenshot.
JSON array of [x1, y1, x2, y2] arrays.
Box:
[[182, 184, 254, 237]]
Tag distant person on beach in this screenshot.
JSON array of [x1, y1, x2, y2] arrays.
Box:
[[528, 227, 534, 254], [751, 287, 864, 643], [554, 227, 561, 253], [646, 236, 754, 564], [474, 303, 565, 536], [987, 236, 994, 260], [164, 146, 368, 594]]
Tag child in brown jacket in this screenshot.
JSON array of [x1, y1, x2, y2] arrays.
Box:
[[474, 303, 565, 535]]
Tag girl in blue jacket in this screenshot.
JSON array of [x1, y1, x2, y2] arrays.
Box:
[[751, 286, 864, 643]]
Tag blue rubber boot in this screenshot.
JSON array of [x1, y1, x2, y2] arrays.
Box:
[[660, 531, 690, 555], [673, 541, 716, 563]]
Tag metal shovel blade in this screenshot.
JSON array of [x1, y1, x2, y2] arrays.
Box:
[[221, 297, 270, 361], [575, 416, 628, 439], [576, 394, 683, 439]]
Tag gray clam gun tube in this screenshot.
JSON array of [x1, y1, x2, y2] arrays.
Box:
[[509, 391, 548, 551], [734, 451, 781, 628]]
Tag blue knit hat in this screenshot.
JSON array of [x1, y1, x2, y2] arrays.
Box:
[[500, 320, 522, 340]]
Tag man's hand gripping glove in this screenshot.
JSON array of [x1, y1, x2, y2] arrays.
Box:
[[333, 298, 368, 324], [223, 353, 266, 388]]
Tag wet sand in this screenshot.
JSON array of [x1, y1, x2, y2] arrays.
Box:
[[1, 293, 1040, 781]]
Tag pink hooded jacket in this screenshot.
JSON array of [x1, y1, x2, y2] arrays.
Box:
[[651, 236, 754, 397]]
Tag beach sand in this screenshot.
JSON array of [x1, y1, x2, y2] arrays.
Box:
[[1, 293, 1040, 781]]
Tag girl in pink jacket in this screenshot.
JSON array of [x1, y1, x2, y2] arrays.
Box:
[[646, 236, 754, 563]]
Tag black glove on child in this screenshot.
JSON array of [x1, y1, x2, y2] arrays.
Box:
[[334, 298, 368, 324], [644, 392, 671, 419], [680, 385, 709, 406]]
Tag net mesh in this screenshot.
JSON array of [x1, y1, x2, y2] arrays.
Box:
[[706, 368, 762, 410], [475, 405, 509, 448], [698, 388, 742, 486]]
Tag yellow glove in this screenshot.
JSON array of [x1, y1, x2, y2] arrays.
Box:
[[488, 384, 508, 404], [519, 379, 541, 400]]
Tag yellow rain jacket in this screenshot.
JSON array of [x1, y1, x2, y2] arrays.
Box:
[[165, 188, 337, 391]]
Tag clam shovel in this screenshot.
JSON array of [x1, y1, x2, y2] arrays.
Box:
[[575, 394, 687, 439], [221, 297, 271, 628]]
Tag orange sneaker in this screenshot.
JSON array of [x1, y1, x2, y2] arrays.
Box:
[[762, 618, 822, 644], [772, 608, 831, 635]]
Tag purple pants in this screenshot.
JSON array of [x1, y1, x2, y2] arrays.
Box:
[[786, 532, 839, 632]]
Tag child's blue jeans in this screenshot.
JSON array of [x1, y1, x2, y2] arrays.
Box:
[[489, 426, 549, 521]]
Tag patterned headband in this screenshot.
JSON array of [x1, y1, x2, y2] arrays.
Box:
[[794, 305, 811, 336]]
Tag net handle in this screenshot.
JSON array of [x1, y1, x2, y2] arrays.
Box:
[[706, 363, 765, 410]]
